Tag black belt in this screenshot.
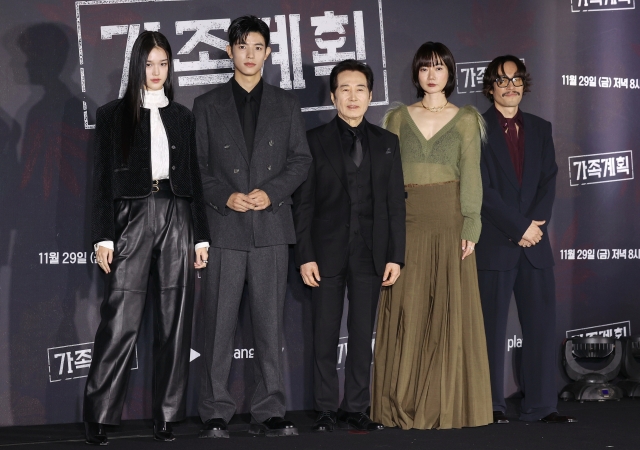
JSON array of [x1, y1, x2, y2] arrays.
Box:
[[152, 179, 171, 193]]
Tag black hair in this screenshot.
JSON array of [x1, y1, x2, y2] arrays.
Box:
[[482, 55, 531, 103], [411, 42, 456, 98], [329, 59, 374, 94], [228, 15, 270, 48], [121, 31, 174, 161]]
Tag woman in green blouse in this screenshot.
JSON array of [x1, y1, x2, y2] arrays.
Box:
[[371, 42, 492, 430]]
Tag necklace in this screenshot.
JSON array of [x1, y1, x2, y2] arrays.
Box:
[[421, 99, 448, 113]]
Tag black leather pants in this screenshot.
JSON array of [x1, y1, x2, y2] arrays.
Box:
[[83, 187, 195, 425]]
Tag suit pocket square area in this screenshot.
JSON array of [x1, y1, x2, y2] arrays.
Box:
[[385, 148, 392, 154]]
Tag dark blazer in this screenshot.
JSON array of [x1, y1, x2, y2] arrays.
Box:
[[293, 117, 406, 278], [193, 80, 312, 251], [476, 105, 558, 271], [91, 99, 210, 246]]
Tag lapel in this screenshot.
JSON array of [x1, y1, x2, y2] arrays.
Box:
[[485, 105, 520, 191], [252, 82, 278, 157], [319, 117, 349, 194], [366, 119, 386, 202], [520, 111, 538, 199], [213, 80, 249, 165]]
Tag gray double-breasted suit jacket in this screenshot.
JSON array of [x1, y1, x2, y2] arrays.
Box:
[[192, 79, 311, 423], [193, 80, 312, 249]]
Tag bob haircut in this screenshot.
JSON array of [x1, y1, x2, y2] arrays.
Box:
[[228, 15, 270, 48], [482, 55, 532, 103], [412, 42, 456, 98], [329, 59, 374, 94], [121, 30, 174, 161]]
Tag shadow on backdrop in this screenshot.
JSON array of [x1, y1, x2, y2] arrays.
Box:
[[3, 22, 97, 425]]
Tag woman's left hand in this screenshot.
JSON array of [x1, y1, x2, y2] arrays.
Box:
[[195, 247, 209, 269], [461, 240, 475, 260]]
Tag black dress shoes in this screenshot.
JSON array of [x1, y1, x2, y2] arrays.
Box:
[[337, 410, 384, 431], [539, 412, 577, 424], [199, 418, 229, 438], [248, 417, 298, 437], [312, 411, 337, 432], [493, 411, 509, 424], [84, 422, 108, 445], [153, 421, 175, 442]]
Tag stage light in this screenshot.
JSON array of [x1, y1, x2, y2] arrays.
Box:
[[617, 335, 640, 397], [560, 336, 624, 402]]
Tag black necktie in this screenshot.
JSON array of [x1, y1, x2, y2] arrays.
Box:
[[348, 129, 363, 167], [243, 94, 255, 160]]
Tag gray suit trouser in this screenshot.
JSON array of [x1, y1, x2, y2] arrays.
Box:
[[198, 243, 288, 423]]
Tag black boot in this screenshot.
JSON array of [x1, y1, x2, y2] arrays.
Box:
[[153, 420, 175, 441], [84, 422, 108, 445]]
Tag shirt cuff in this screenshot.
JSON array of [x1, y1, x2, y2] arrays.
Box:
[[195, 242, 210, 250], [94, 241, 114, 253]]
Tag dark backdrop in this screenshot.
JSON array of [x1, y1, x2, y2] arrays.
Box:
[[0, 0, 639, 426]]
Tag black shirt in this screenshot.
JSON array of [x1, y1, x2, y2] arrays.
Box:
[[336, 115, 374, 249], [231, 77, 263, 135], [337, 116, 369, 158]]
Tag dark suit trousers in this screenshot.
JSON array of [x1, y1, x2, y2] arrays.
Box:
[[84, 191, 195, 425], [477, 251, 558, 421], [312, 234, 381, 412], [199, 243, 288, 423]]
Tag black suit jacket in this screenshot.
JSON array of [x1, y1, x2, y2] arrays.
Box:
[[293, 117, 406, 277], [476, 105, 558, 271], [91, 99, 210, 246], [193, 80, 312, 250]]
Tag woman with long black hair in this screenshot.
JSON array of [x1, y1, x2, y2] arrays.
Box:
[[83, 31, 210, 444]]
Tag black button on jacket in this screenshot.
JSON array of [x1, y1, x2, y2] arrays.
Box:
[[91, 98, 210, 246]]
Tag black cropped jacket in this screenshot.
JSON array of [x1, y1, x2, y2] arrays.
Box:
[[91, 99, 210, 246]]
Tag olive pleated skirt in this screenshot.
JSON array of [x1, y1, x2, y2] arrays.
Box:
[[371, 182, 492, 430]]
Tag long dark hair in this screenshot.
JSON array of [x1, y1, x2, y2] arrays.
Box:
[[121, 31, 174, 161]]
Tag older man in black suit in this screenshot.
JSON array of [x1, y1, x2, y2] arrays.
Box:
[[476, 55, 575, 425], [193, 16, 311, 438], [293, 60, 405, 432]]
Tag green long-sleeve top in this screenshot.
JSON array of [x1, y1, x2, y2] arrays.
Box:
[[384, 103, 484, 243]]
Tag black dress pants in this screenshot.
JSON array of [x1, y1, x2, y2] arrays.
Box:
[[312, 234, 382, 413], [477, 251, 558, 421], [83, 189, 195, 425]]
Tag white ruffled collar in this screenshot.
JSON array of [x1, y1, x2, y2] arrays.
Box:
[[142, 88, 169, 109]]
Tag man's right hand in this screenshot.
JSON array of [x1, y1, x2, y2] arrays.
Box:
[[226, 192, 256, 212], [521, 220, 546, 247], [300, 262, 321, 287]]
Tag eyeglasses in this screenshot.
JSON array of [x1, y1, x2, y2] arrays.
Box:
[[495, 76, 524, 88]]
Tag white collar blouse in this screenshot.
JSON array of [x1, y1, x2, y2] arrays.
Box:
[[143, 88, 170, 181]]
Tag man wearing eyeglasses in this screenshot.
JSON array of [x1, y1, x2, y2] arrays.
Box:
[[475, 56, 575, 425]]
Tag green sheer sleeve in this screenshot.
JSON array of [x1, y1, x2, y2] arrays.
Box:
[[457, 106, 484, 243]]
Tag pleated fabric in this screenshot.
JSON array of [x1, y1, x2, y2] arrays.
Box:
[[371, 182, 492, 430]]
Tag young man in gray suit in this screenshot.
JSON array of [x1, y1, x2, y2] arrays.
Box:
[[193, 15, 311, 438]]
